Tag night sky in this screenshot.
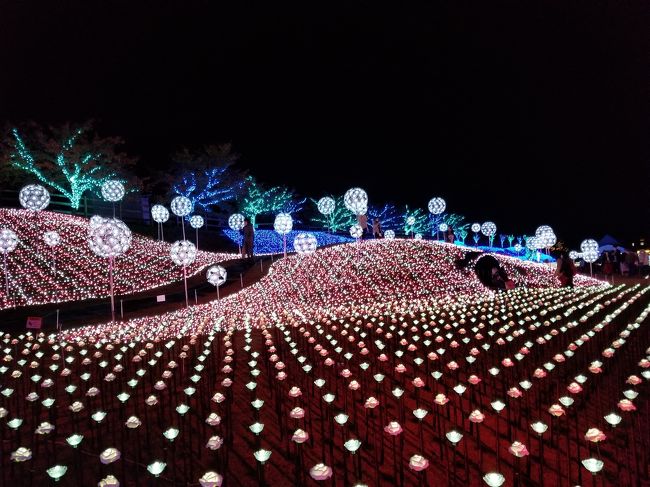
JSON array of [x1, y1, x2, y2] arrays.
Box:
[[1, 1, 648, 246]]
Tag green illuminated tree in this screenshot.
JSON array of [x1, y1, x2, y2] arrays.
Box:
[[240, 176, 302, 227], [402, 206, 430, 236], [311, 195, 355, 232], [2, 122, 136, 209]]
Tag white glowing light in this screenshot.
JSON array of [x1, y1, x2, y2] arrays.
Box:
[[189, 215, 204, 229], [294, 233, 318, 255], [228, 214, 245, 231], [481, 222, 497, 237], [207, 265, 227, 287], [0, 229, 18, 254], [535, 225, 556, 248], [471, 223, 481, 233], [427, 197, 446, 215], [151, 205, 170, 223], [439, 223, 448, 232], [170, 240, 197, 267], [415, 233, 423, 240], [580, 239, 599, 263], [350, 225, 363, 238], [317, 197, 335, 216], [101, 181, 125, 202], [526, 236, 541, 251], [406, 216, 416, 226], [19, 184, 50, 211], [43, 231, 60, 247], [569, 251, 581, 260], [344, 188, 368, 215], [170, 196, 193, 217], [274, 213, 293, 235], [87, 218, 132, 258], [384, 230, 396, 239]]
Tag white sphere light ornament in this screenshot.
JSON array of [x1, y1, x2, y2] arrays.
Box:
[[569, 250, 581, 260], [526, 236, 541, 251], [471, 223, 481, 233], [170, 196, 193, 217], [428, 197, 446, 215], [406, 216, 416, 226], [151, 205, 170, 223], [170, 240, 197, 267], [88, 218, 132, 258], [481, 221, 497, 237], [439, 223, 448, 232], [350, 224, 363, 239], [206, 265, 227, 287], [415, 233, 423, 240], [274, 213, 293, 235], [343, 188, 368, 215], [535, 225, 557, 248], [0, 229, 18, 254], [19, 184, 50, 211], [43, 231, 61, 247], [384, 230, 396, 240], [294, 233, 318, 255], [189, 215, 204, 229], [317, 197, 335, 216], [101, 180, 125, 202], [228, 214, 245, 231], [580, 239, 599, 263]]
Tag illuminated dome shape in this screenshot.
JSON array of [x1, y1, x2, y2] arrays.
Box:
[[151, 205, 170, 223], [0, 229, 18, 254], [170, 196, 193, 217], [228, 213, 245, 231], [294, 233, 317, 254], [88, 218, 132, 258], [189, 215, 204, 229], [101, 180, 125, 202], [19, 184, 50, 211], [427, 197, 446, 215], [471, 223, 481, 233], [43, 231, 61, 247], [274, 213, 293, 235], [206, 265, 227, 287], [439, 223, 448, 232], [317, 197, 335, 216], [90, 215, 105, 229], [384, 230, 396, 239], [580, 239, 599, 254], [535, 225, 556, 248], [350, 224, 363, 238], [481, 221, 497, 237], [568, 250, 581, 260], [343, 188, 368, 215], [170, 240, 197, 267], [406, 216, 416, 226], [582, 249, 599, 263], [414, 233, 423, 240], [526, 236, 540, 250]]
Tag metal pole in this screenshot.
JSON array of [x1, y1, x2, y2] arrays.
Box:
[[3, 253, 8, 295], [260, 258, 263, 272], [161, 223, 165, 241], [216, 285, 220, 300], [240, 273, 243, 288], [109, 257, 115, 322], [196, 228, 199, 250], [283, 235, 287, 258], [120, 299, 123, 319], [183, 266, 189, 307], [194, 289, 197, 304], [181, 219, 186, 240], [56, 309, 60, 332]]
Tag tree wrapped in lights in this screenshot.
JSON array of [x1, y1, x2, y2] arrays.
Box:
[[170, 240, 197, 307], [240, 176, 302, 227], [311, 196, 355, 233], [402, 207, 430, 237], [4, 123, 135, 209], [368, 203, 401, 231]]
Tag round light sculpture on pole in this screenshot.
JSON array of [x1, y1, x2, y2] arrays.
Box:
[[471, 223, 481, 233], [87, 217, 132, 322], [0, 228, 18, 296], [294, 233, 317, 255], [43, 230, 61, 275], [414, 233, 423, 240], [535, 225, 557, 250], [170, 240, 197, 307], [189, 215, 205, 250], [350, 224, 363, 239], [228, 214, 246, 254], [274, 213, 293, 257], [343, 188, 368, 215], [206, 265, 227, 299], [171, 196, 193, 240], [101, 180, 125, 202], [569, 250, 581, 260], [439, 223, 448, 232], [428, 197, 446, 215], [19, 184, 50, 211], [580, 238, 599, 275], [151, 205, 170, 241], [384, 230, 396, 240], [481, 221, 497, 247], [317, 197, 335, 216]]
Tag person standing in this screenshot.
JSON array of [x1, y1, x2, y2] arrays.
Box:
[[357, 213, 369, 238], [372, 218, 382, 238], [241, 218, 254, 260], [556, 251, 577, 287]]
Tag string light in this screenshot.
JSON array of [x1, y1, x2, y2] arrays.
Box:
[[350, 224, 363, 238], [317, 197, 335, 215], [87, 217, 132, 258], [0, 228, 19, 253], [189, 216, 204, 229], [427, 197, 446, 215], [228, 214, 245, 231], [274, 213, 293, 235], [206, 265, 227, 287], [384, 230, 396, 239], [293, 233, 318, 254], [170, 240, 197, 267]]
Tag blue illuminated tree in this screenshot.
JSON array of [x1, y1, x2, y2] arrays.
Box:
[[368, 203, 401, 231]]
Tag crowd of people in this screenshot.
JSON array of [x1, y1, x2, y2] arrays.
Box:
[[588, 249, 650, 278]]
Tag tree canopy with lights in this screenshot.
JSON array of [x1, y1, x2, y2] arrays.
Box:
[[240, 176, 304, 227], [311, 195, 355, 232]]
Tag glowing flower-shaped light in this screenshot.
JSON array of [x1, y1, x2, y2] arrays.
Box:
[[19, 184, 50, 211], [206, 265, 227, 287], [317, 197, 335, 216], [47, 465, 68, 481], [10, 447, 32, 462], [170, 240, 197, 267], [170, 196, 193, 217], [100, 448, 121, 464], [384, 230, 396, 239], [189, 215, 204, 229], [446, 430, 463, 445], [428, 197, 446, 215], [509, 441, 529, 457], [344, 438, 362, 453], [384, 421, 403, 435], [163, 427, 179, 441], [530, 421, 548, 435], [350, 224, 363, 239], [43, 231, 60, 247], [310, 463, 333, 480], [535, 225, 557, 248], [254, 449, 272, 464], [101, 181, 125, 202], [294, 233, 317, 254], [228, 213, 245, 231], [292, 429, 309, 443], [87, 217, 132, 258], [274, 213, 293, 235], [151, 205, 170, 223], [98, 475, 120, 487], [483, 472, 506, 486], [199, 471, 223, 487], [581, 458, 604, 474], [481, 221, 497, 237], [585, 428, 606, 442], [439, 223, 448, 232], [66, 434, 84, 448], [580, 239, 599, 263], [0, 229, 18, 254], [409, 454, 429, 471], [344, 188, 368, 215], [147, 461, 166, 477]]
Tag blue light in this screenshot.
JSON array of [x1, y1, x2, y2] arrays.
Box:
[[223, 229, 353, 254]]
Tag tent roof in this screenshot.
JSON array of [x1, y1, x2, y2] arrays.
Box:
[[598, 234, 621, 246]]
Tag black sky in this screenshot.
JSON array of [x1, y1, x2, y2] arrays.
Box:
[[1, 1, 648, 246]]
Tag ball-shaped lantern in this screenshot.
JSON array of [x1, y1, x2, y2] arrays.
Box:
[[87, 217, 132, 258], [274, 213, 293, 235], [170, 240, 197, 267], [439, 223, 448, 232], [151, 205, 170, 223], [317, 197, 335, 216], [101, 180, 125, 202], [514, 243, 522, 253], [481, 221, 497, 237], [206, 265, 227, 287], [427, 197, 446, 215], [535, 225, 556, 248], [170, 196, 193, 217], [343, 188, 368, 215], [294, 233, 318, 254], [0, 229, 18, 254], [414, 233, 423, 240], [580, 239, 599, 263], [350, 224, 363, 238], [568, 250, 581, 260], [471, 223, 481, 233], [406, 216, 416, 226], [526, 236, 541, 251], [43, 231, 61, 247], [19, 184, 50, 211], [228, 214, 245, 231], [384, 230, 396, 239], [189, 215, 204, 229]]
